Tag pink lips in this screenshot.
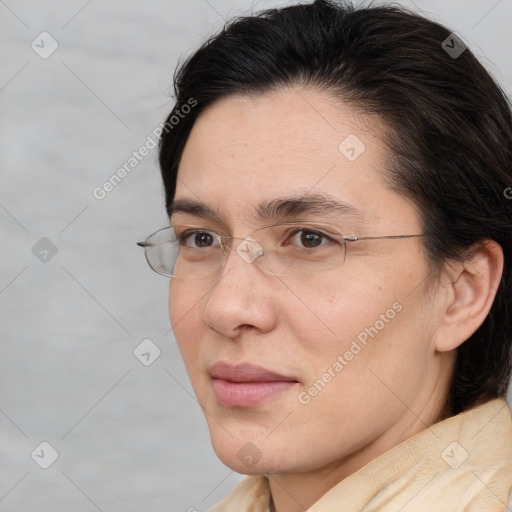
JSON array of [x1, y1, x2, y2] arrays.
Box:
[[209, 362, 298, 408]]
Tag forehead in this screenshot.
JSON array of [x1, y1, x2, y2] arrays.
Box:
[[181, 87, 381, 170], [174, 87, 415, 231]]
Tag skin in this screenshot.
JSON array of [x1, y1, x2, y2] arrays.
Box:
[[168, 86, 503, 512]]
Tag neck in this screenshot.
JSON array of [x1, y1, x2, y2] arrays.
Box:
[[267, 387, 450, 512]]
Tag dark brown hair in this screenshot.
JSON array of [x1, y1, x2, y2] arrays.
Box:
[[158, 0, 512, 416]]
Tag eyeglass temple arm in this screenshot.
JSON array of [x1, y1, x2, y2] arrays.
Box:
[[345, 234, 425, 242]]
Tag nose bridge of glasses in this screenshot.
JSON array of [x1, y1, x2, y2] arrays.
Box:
[[233, 235, 265, 264]]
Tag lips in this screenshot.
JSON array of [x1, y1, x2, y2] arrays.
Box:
[[209, 362, 296, 383], [209, 362, 298, 407]]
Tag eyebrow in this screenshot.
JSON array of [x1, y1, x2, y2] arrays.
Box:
[[257, 195, 364, 220], [168, 194, 365, 226]]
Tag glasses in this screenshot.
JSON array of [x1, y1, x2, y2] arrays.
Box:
[[137, 222, 425, 279]]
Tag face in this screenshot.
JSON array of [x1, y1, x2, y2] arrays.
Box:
[[169, 87, 450, 477]]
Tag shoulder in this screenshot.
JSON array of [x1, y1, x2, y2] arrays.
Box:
[[208, 476, 270, 512]]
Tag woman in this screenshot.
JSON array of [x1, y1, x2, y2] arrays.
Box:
[[138, 1, 512, 510]]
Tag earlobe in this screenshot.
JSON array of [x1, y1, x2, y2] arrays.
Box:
[[434, 240, 503, 353]]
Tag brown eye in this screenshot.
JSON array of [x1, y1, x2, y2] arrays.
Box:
[[180, 231, 218, 248], [301, 231, 323, 248], [194, 232, 214, 247], [286, 228, 334, 249]]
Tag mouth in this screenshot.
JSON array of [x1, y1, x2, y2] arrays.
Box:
[[209, 361, 299, 408]]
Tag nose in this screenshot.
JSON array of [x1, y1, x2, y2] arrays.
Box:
[[202, 237, 277, 338]]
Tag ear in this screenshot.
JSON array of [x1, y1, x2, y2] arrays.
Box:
[[434, 240, 503, 353]]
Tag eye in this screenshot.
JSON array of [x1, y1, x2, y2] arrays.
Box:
[[179, 230, 220, 249], [286, 228, 336, 249]]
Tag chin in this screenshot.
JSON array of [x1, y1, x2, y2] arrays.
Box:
[[213, 447, 284, 476], [208, 428, 304, 476]]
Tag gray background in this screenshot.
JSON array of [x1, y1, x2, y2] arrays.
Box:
[[1, 1, 511, 510]]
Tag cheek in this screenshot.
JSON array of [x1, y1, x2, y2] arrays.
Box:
[[290, 263, 430, 384], [289, 273, 392, 349], [169, 280, 204, 322], [294, 295, 429, 429], [169, 281, 205, 362]]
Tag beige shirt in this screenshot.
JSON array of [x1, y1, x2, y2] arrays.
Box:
[[210, 398, 512, 511]]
